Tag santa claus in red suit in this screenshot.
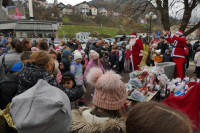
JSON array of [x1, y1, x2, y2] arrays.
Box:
[[129, 32, 144, 70], [164, 30, 186, 79]]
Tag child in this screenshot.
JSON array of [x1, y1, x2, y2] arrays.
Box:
[[117, 43, 125, 73], [109, 46, 119, 72], [70, 51, 86, 106], [154, 49, 163, 63], [61, 72, 78, 109], [163, 49, 172, 62], [59, 49, 72, 75], [49, 51, 62, 83], [194, 47, 200, 78], [102, 51, 110, 70], [124, 45, 132, 72], [126, 101, 192, 133], [84, 50, 105, 79]]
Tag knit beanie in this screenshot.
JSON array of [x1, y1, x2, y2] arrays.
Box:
[[62, 49, 71, 58], [74, 51, 82, 60], [86, 67, 127, 110], [89, 50, 99, 60]]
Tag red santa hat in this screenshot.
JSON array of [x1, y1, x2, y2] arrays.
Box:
[[130, 32, 137, 38], [176, 30, 183, 36]]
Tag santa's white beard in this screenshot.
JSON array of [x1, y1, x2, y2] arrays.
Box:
[[129, 38, 136, 46]]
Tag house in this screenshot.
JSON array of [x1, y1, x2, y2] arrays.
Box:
[[74, 1, 90, 15], [111, 10, 122, 17], [90, 5, 97, 17], [98, 8, 108, 16], [61, 4, 73, 15], [55, 2, 65, 10]]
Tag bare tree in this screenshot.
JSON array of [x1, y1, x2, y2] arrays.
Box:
[[117, 0, 200, 36]]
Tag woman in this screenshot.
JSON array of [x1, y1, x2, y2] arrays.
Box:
[[70, 67, 127, 133], [21, 38, 32, 52], [17, 50, 83, 102], [84, 50, 105, 79]]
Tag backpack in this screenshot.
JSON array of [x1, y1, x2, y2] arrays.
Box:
[[0, 55, 19, 110]]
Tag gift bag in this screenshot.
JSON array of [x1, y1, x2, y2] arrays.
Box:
[[163, 82, 199, 130]]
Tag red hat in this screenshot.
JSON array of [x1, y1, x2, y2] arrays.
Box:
[[102, 41, 105, 45], [176, 30, 183, 36], [130, 32, 137, 38]]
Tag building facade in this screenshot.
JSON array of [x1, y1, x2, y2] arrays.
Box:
[[74, 1, 90, 15], [98, 8, 108, 16]]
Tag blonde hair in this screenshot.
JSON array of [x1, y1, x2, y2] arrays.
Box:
[[25, 50, 53, 70]]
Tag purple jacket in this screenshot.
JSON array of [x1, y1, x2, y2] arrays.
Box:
[[84, 59, 105, 79]]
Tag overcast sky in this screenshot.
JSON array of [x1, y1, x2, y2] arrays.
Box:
[[46, 0, 91, 5]]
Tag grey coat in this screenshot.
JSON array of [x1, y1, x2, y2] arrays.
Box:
[[0, 50, 21, 71]]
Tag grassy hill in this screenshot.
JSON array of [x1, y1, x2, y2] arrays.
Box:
[[58, 25, 122, 38]]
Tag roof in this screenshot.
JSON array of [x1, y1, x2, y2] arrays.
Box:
[[98, 8, 107, 11], [74, 1, 90, 7], [91, 5, 97, 9]]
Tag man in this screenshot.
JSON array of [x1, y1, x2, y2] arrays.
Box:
[[186, 39, 192, 68], [129, 32, 144, 70], [157, 36, 168, 55], [49, 37, 55, 49], [0, 39, 21, 71], [193, 38, 200, 55], [84, 37, 93, 56], [164, 30, 186, 79], [67, 38, 75, 52], [89, 40, 102, 57]]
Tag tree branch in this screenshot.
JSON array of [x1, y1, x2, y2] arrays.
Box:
[[184, 21, 200, 36]]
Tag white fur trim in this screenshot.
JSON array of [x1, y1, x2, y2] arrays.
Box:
[[130, 35, 136, 38], [82, 109, 109, 123], [176, 31, 183, 35], [170, 34, 174, 38]]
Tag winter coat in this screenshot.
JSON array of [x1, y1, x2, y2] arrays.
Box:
[[117, 49, 125, 62], [84, 42, 92, 55], [70, 61, 83, 86], [102, 57, 110, 70], [157, 42, 168, 55], [125, 49, 132, 60], [186, 43, 192, 58], [84, 59, 105, 79], [89, 43, 102, 57], [70, 107, 126, 133], [0, 50, 21, 71], [163, 53, 172, 62], [17, 63, 83, 102], [67, 42, 75, 52], [109, 52, 119, 68]]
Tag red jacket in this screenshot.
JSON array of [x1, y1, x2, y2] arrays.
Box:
[[166, 34, 186, 58], [125, 49, 132, 60]]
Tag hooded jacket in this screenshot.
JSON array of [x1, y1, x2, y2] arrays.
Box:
[[70, 107, 126, 133], [17, 63, 83, 102]]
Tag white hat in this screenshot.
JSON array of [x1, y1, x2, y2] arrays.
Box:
[[10, 79, 72, 133], [74, 51, 82, 60]]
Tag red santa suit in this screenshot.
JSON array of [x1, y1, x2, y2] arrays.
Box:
[[130, 32, 144, 70], [165, 30, 186, 79]]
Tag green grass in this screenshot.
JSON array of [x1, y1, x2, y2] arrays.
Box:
[[58, 25, 120, 38]]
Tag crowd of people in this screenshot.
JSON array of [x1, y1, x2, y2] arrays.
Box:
[[0, 31, 198, 133]]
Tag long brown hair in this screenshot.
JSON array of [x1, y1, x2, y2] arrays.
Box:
[[24, 50, 53, 70], [22, 38, 31, 51], [126, 101, 193, 133]]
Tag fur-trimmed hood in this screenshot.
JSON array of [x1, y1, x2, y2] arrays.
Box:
[[70, 107, 126, 133]]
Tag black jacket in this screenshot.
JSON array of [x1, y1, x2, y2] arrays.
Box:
[[109, 52, 119, 67], [157, 42, 168, 55], [186, 43, 192, 58], [17, 63, 83, 102], [67, 42, 75, 52], [84, 42, 92, 55], [89, 43, 102, 57]]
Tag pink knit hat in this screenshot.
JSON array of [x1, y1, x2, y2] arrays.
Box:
[[87, 67, 127, 110], [89, 50, 99, 60]]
